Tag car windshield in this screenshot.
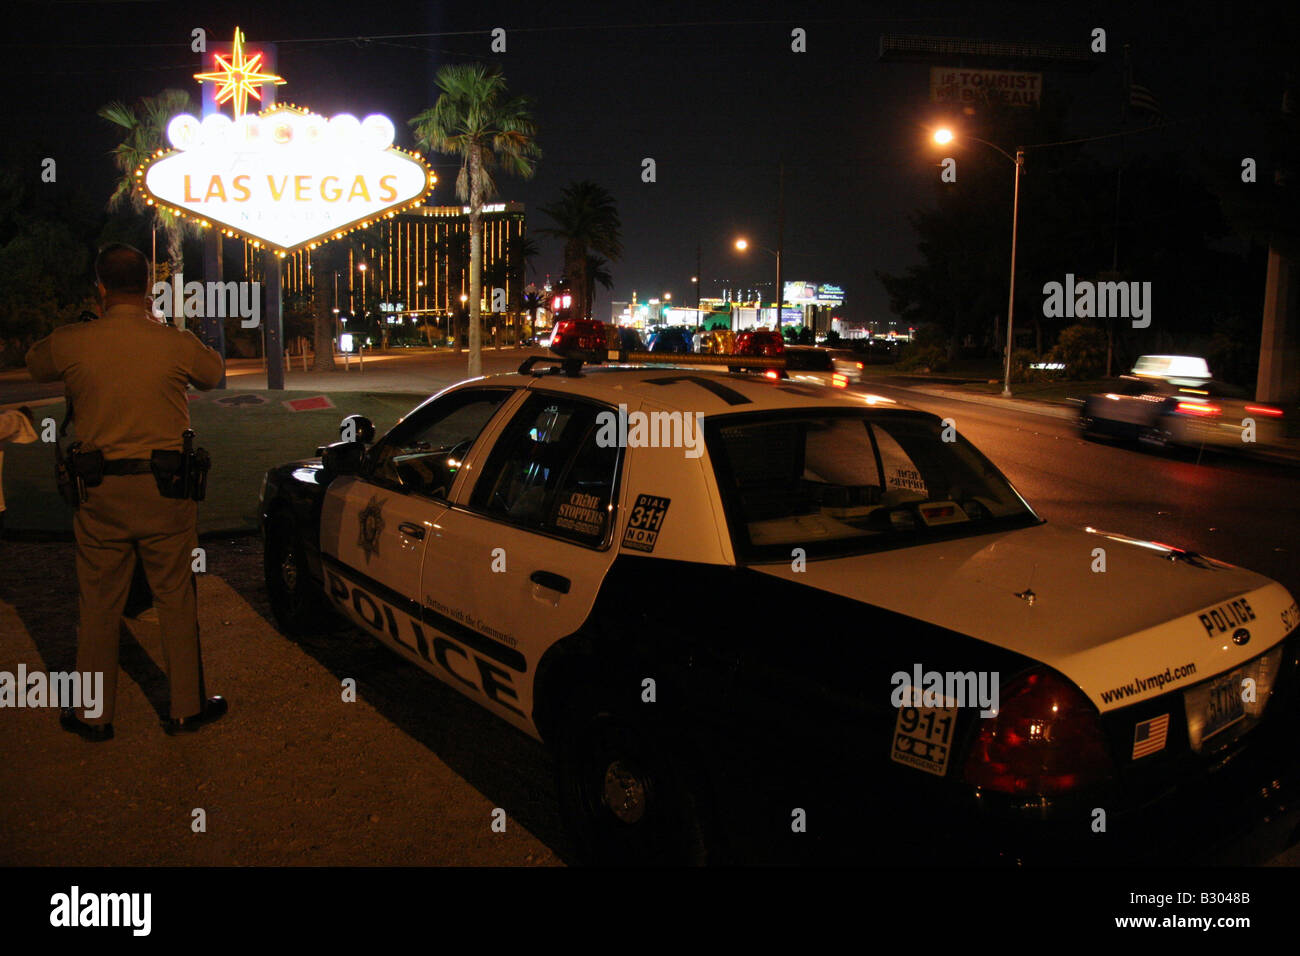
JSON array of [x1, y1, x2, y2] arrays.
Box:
[[706, 409, 1039, 561]]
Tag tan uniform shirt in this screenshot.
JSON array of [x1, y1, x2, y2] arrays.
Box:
[[25, 304, 224, 458]]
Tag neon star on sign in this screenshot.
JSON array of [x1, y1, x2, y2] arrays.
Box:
[[195, 27, 285, 119], [137, 106, 436, 254]]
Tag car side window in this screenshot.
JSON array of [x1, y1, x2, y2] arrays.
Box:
[[470, 394, 619, 545], [366, 388, 512, 499]]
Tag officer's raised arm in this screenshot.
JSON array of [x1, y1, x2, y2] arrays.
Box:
[[185, 332, 224, 390]]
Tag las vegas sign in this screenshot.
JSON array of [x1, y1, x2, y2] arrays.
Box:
[[136, 29, 434, 255]]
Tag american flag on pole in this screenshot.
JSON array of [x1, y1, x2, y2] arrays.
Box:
[[1132, 714, 1170, 759], [1129, 82, 1162, 118]]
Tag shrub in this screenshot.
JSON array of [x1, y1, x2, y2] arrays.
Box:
[[1008, 348, 1040, 384], [898, 343, 949, 373], [1048, 323, 1107, 380]]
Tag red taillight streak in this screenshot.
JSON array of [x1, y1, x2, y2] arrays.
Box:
[[1244, 405, 1284, 417], [1176, 401, 1220, 417]]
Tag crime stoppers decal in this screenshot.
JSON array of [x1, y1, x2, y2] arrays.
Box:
[[622, 494, 670, 552]]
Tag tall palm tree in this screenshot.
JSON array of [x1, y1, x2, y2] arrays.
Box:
[[409, 64, 540, 376], [537, 181, 623, 321], [99, 89, 196, 288], [585, 254, 614, 318]]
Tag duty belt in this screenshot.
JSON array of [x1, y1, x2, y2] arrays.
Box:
[[101, 459, 154, 476]]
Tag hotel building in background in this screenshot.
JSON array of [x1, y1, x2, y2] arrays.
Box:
[[241, 201, 529, 346]]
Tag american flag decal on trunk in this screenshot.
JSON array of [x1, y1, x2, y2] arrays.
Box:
[[1132, 714, 1170, 759]]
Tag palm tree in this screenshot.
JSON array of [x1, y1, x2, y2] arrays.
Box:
[[99, 90, 196, 288], [409, 64, 540, 376], [537, 181, 623, 321], [586, 254, 614, 318]]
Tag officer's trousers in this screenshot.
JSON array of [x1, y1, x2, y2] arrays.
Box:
[[72, 473, 204, 724]]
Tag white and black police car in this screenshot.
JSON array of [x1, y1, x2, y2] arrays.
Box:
[[260, 354, 1300, 865]]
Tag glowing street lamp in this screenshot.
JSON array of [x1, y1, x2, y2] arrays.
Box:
[[933, 127, 1024, 397], [733, 236, 783, 329]]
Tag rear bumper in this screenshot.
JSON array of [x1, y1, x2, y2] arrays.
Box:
[[964, 706, 1300, 866]]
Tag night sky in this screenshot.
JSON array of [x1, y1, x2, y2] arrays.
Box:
[[5, 0, 1296, 322]]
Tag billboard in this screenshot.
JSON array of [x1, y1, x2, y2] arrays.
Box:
[[930, 67, 1042, 108], [784, 281, 845, 306]]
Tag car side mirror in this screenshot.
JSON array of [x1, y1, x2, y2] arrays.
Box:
[[340, 414, 375, 444], [320, 440, 366, 478]]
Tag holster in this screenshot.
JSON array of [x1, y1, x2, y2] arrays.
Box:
[[149, 450, 188, 499], [57, 443, 105, 508], [150, 431, 211, 501]]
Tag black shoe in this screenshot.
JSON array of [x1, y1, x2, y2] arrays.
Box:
[[163, 696, 228, 735], [60, 709, 114, 742]]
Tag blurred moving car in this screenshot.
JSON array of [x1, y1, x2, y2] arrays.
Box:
[[785, 345, 866, 387], [1080, 356, 1286, 452]]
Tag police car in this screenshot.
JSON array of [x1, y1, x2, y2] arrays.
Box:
[[259, 356, 1300, 865], [1080, 355, 1287, 453]]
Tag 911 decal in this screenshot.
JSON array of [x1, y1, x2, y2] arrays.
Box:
[[890, 702, 958, 776], [622, 494, 670, 552]]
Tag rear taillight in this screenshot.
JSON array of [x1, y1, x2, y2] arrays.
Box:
[[831, 373, 848, 388], [964, 668, 1113, 796], [1176, 400, 1220, 417], [1244, 404, 1283, 418]]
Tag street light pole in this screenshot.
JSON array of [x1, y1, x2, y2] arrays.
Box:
[[1002, 148, 1024, 397], [775, 161, 784, 331], [695, 242, 702, 328]]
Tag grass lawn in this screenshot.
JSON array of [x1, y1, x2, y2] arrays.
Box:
[[947, 377, 1111, 403], [3, 389, 428, 537]]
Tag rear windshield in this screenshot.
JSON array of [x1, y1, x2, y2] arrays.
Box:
[[706, 409, 1039, 562]]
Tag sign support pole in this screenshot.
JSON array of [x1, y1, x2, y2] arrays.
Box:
[[264, 249, 285, 390], [203, 232, 227, 388]]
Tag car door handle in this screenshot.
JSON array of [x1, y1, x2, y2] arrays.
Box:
[[398, 522, 425, 540], [530, 570, 571, 594]]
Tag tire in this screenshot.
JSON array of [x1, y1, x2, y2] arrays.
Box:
[[555, 694, 716, 866], [1137, 423, 1171, 449], [264, 509, 324, 636]]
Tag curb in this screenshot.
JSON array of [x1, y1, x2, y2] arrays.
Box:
[[898, 386, 1080, 421]]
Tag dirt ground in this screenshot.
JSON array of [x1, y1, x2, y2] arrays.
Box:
[[0, 536, 568, 866]]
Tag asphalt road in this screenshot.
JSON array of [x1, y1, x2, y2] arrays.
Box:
[[855, 378, 1300, 602]]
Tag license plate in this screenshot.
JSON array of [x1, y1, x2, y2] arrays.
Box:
[[1203, 671, 1245, 739]]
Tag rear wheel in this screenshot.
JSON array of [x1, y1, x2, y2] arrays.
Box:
[[1137, 423, 1171, 449], [264, 510, 324, 635], [555, 694, 716, 866]]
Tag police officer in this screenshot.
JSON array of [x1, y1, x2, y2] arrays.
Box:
[[26, 243, 227, 741]]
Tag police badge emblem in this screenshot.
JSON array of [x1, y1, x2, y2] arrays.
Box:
[[357, 494, 387, 563]]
